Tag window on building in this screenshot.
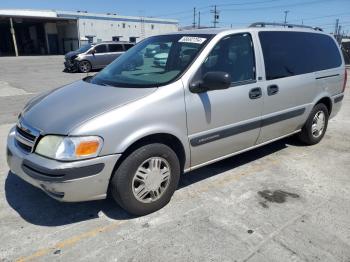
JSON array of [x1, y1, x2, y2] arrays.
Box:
[[151, 24, 154, 30], [122, 23, 126, 28], [129, 37, 137, 43], [112, 36, 120, 41], [109, 44, 124, 52]]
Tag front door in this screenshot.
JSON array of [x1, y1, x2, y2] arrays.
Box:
[[185, 33, 264, 167]]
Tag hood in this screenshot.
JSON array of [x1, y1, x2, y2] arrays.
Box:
[[65, 50, 81, 60], [21, 80, 156, 135]]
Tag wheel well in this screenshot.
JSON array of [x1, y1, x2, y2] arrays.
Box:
[[316, 97, 332, 115], [113, 133, 187, 173]]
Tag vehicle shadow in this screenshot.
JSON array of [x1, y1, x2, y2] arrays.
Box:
[[5, 137, 295, 227]]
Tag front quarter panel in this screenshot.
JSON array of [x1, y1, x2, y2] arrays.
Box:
[[70, 80, 191, 170]]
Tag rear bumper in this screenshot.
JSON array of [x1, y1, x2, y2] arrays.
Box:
[[330, 93, 344, 119], [7, 126, 121, 202]]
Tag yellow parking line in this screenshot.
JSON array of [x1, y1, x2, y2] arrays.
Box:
[[16, 221, 126, 262]]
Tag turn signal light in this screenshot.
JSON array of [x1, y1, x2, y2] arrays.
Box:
[[75, 141, 100, 156]]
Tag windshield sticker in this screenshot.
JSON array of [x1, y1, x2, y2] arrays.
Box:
[[179, 36, 207, 44]]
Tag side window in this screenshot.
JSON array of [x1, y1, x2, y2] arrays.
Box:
[[124, 44, 134, 50], [94, 44, 107, 53], [109, 44, 123, 52], [200, 33, 256, 83], [259, 31, 342, 80]]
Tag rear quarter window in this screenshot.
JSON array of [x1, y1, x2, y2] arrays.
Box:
[[124, 44, 134, 51], [109, 44, 124, 52], [259, 31, 342, 80]]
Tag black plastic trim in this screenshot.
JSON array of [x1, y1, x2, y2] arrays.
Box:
[[190, 107, 305, 146], [21, 160, 105, 182], [315, 74, 340, 80], [334, 94, 344, 103], [261, 108, 305, 126]]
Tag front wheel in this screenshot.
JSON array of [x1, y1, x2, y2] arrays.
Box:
[[110, 143, 180, 216], [297, 103, 329, 145], [78, 60, 92, 73]]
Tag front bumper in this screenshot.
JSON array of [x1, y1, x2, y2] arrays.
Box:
[[64, 59, 78, 72], [7, 126, 121, 202]]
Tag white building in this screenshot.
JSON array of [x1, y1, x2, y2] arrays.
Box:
[[0, 9, 178, 56]]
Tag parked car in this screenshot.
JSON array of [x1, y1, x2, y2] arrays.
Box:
[[153, 52, 168, 67], [64, 41, 135, 73], [144, 43, 170, 58], [7, 23, 346, 216]]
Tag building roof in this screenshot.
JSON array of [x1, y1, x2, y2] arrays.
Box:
[[0, 9, 178, 24]]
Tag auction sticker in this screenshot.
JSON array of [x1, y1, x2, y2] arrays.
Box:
[[179, 36, 207, 44]]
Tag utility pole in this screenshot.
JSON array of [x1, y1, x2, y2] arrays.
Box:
[[211, 5, 220, 28], [193, 7, 196, 28], [284, 10, 289, 25], [334, 19, 339, 36], [198, 11, 201, 29], [9, 17, 18, 57], [337, 25, 342, 44]]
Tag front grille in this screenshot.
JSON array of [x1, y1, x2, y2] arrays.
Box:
[[16, 126, 36, 141], [15, 121, 40, 153]]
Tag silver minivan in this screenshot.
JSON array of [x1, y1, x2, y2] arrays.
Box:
[[7, 23, 346, 215], [64, 41, 135, 73]]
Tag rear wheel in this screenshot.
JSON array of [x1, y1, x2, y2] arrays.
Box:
[[78, 60, 92, 73], [297, 103, 329, 145], [110, 143, 180, 216]]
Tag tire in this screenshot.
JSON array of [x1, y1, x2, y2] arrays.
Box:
[[78, 60, 92, 73], [297, 103, 329, 145], [110, 143, 180, 216]]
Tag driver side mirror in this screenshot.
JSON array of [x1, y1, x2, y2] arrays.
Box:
[[189, 71, 231, 93], [90, 49, 96, 55]]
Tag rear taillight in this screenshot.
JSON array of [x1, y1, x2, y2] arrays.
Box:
[[343, 69, 347, 92]]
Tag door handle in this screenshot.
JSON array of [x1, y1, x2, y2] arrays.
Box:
[[267, 84, 279, 96], [249, 87, 262, 99]]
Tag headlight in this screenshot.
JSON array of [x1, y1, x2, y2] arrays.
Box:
[[35, 135, 103, 161]]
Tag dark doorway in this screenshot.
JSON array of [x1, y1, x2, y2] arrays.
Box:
[[0, 18, 14, 56], [47, 34, 58, 54]]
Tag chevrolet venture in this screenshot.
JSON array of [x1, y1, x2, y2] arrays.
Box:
[[7, 23, 346, 215]]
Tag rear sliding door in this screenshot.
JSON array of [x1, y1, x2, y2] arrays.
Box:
[[256, 31, 341, 143]]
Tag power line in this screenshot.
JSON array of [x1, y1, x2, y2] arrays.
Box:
[[218, 0, 345, 12], [290, 12, 350, 22]]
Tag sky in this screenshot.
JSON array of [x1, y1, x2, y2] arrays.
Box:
[[1, 0, 350, 34]]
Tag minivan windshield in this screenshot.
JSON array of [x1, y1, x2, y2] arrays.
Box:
[[91, 34, 212, 88], [76, 44, 93, 53]]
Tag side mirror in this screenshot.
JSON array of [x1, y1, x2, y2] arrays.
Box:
[[189, 71, 231, 93], [90, 49, 96, 55]]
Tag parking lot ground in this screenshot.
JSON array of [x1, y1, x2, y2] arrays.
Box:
[[0, 56, 350, 262]]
